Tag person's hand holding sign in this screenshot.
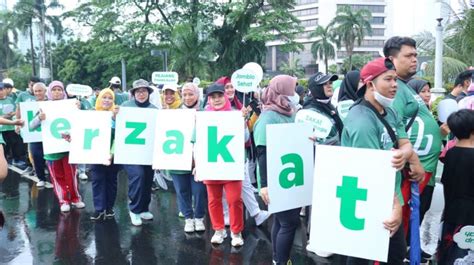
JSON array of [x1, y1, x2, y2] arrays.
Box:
[[259, 187, 270, 205], [383, 195, 402, 237]]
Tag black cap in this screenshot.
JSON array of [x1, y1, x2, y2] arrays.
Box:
[[206, 83, 225, 95], [308, 72, 338, 90]]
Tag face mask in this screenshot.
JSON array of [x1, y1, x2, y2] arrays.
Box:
[[374, 90, 394, 108], [316, 98, 331, 104], [287, 93, 300, 107]]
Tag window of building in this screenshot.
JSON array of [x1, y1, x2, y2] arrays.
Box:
[[337, 4, 385, 13], [370, 17, 385, 24], [292, 8, 318, 17], [371, 28, 385, 36], [300, 19, 318, 27], [295, 0, 318, 5]]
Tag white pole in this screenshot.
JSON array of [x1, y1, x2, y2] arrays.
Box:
[[434, 18, 443, 90]]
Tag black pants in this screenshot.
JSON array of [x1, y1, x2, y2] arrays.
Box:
[[2, 130, 25, 160], [272, 207, 301, 264], [30, 142, 47, 181], [346, 225, 406, 265]]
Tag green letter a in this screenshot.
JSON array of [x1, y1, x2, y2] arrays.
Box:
[[163, 130, 184, 154], [279, 153, 304, 189]]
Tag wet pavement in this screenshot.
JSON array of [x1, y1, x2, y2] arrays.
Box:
[[0, 167, 444, 265]]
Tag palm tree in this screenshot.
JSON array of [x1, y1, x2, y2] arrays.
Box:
[[279, 58, 305, 78], [329, 5, 372, 71], [310, 25, 336, 74], [12, 0, 63, 76]]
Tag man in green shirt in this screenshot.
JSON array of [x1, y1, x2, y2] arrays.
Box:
[[384, 37, 445, 261], [342, 58, 424, 264]]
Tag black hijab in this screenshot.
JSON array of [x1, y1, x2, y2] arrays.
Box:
[[306, 84, 344, 137], [407, 79, 431, 94], [338, 70, 360, 101]]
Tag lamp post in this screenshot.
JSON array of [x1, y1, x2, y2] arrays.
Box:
[[150, 49, 168, 71], [432, 2, 446, 99]]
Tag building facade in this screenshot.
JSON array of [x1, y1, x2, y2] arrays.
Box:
[[265, 0, 394, 75]]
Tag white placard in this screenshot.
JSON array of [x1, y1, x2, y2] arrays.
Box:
[[39, 99, 77, 154], [195, 111, 245, 181], [66, 84, 93, 97], [242, 62, 263, 84], [69, 111, 112, 164], [19, 101, 42, 143], [231, 68, 259, 93], [151, 71, 179, 85], [453, 226, 474, 250], [152, 109, 196, 170], [267, 123, 314, 213], [309, 145, 396, 262], [114, 107, 157, 165], [337, 99, 355, 122], [438, 99, 458, 123], [295, 109, 334, 139]]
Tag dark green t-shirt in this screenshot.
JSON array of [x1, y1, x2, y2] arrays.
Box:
[[0, 97, 16, 131], [15, 91, 36, 104], [342, 104, 407, 204], [392, 80, 442, 175]]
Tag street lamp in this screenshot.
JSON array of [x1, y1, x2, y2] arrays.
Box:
[[150, 49, 168, 72], [432, 1, 446, 97]]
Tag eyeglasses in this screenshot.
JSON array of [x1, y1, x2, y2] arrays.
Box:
[[135, 88, 149, 94]]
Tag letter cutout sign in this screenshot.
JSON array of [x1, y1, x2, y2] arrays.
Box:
[[39, 99, 77, 154], [114, 107, 157, 165], [69, 110, 112, 164], [152, 109, 196, 170], [309, 145, 396, 262], [194, 111, 244, 181], [19, 101, 42, 143], [267, 123, 314, 213]]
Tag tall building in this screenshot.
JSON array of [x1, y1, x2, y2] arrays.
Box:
[[265, 0, 394, 74], [0, 0, 7, 10]]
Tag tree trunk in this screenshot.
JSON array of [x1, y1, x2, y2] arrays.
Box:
[[325, 57, 328, 74], [29, 25, 36, 76]]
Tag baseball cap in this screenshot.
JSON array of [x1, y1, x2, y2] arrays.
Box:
[[162, 84, 178, 92], [308, 72, 338, 88], [357, 58, 396, 97], [109, 76, 121, 85], [206, 83, 225, 95], [2, 78, 13, 87]]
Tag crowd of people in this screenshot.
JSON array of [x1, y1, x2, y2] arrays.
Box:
[[0, 35, 473, 265]]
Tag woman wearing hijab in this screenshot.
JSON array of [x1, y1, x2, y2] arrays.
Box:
[[253, 75, 300, 265], [169, 83, 207, 233], [89, 88, 121, 221], [407, 79, 432, 108], [337, 70, 362, 122], [119, 79, 157, 226], [202, 83, 247, 247], [162, 84, 182, 109]]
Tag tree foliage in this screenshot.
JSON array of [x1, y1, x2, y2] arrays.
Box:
[[310, 25, 336, 74]]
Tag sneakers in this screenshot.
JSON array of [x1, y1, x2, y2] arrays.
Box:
[[60, 204, 71, 212], [140, 212, 153, 220], [71, 201, 85, 209], [231, 232, 244, 247], [90, 211, 105, 221], [129, 211, 142, 226], [211, 230, 227, 244], [78, 172, 88, 180], [36, 181, 45, 187], [105, 209, 115, 218], [22, 166, 34, 175], [44, 182, 53, 189], [255, 210, 270, 226], [178, 212, 185, 218], [184, 219, 195, 233], [12, 160, 27, 170], [194, 218, 205, 232], [300, 207, 306, 217]]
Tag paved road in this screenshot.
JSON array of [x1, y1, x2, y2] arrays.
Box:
[[0, 166, 444, 265]]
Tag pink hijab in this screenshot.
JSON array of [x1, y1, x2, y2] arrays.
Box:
[[261, 75, 297, 116], [206, 94, 232, 111], [47, 80, 67, 100]]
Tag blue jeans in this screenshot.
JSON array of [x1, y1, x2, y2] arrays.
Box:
[[272, 207, 301, 264], [29, 142, 47, 182], [90, 164, 120, 212], [171, 173, 206, 219], [123, 165, 153, 214]]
